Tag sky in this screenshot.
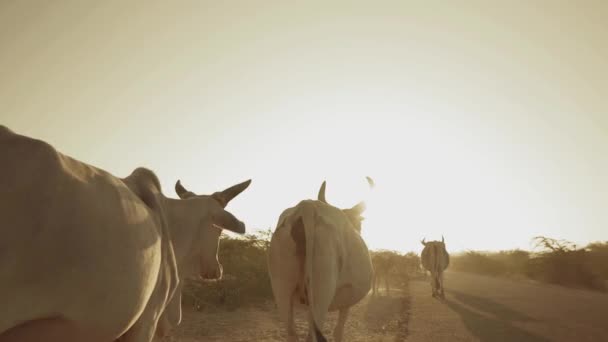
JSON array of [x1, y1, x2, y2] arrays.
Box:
[[1, 0, 607, 253]]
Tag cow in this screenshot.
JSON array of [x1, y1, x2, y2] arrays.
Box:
[[420, 236, 450, 299], [267, 180, 373, 342], [0, 126, 251, 342], [371, 251, 397, 296]]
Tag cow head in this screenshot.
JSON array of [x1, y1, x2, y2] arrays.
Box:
[[421, 236, 447, 250], [174, 179, 251, 280], [317, 180, 367, 233]]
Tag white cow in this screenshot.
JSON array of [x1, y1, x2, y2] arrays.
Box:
[[420, 236, 450, 299], [268, 181, 373, 342], [0, 126, 251, 342]]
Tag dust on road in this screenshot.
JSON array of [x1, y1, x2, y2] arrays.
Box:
[[166, 287, 410, 342]]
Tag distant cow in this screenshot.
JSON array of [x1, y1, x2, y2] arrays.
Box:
[[0, 126, 251, 342], [420, 236, 450, 299], [268, 181, 373, 342], [371, 252, 397, 296]]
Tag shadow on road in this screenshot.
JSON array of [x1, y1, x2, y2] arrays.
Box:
[[364, 290, 411, 341], [445, 291, 548, 342], [448, 290, 536, 323]]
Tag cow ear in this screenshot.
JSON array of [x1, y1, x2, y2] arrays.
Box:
[[213, 210, 246, 235], [343, 201, 366, 223], [348, 201, 366, 215]]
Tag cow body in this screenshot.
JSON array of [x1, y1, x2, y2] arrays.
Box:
[[268, 182, 372, 342], [420, 238, 450, 299], [0, 126, 250, 342]]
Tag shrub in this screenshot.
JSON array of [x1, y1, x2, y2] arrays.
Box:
[[370, 249, 424, 288], [585, 241, 608, 280], [451, 251, 508, 276], [181, 229, 274, 310], [451, 237, 607, 292], [527, 237, 606, 291]]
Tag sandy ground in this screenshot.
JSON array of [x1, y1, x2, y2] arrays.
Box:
[[165, 272, 608, 341]]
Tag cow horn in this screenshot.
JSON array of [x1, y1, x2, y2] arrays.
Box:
[[366, 176, 375, 189], [216, 179, 252, 207], [175, 180, 190, 199], [442, 235, 445, 243], [421, 238, 427, 246], [317, 181, 327, 203]]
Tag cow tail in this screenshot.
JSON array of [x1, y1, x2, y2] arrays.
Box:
[[300, 206, 327, 342], [433, 244, 441, 290]]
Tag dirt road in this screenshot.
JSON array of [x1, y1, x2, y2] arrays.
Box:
[[167, 272, 608, 341]]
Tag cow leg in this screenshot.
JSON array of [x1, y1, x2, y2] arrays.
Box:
[[438, 272, 446, 299], [332, 307, 350, 342], [273, 289, 298, 342], [371, 273, 377, 296], [119, 302, 163, 342], [385, 276, 390, 296], [374, 275, 378, 295], [286, 295, 298, 342], [374, 275, 378, 296], [119, 321, 156, 342], [306, 309, 328, 342], [430, 272, 437, 297], [268, 261, 300, 342], [437, 273, 442, 298], [305, 312, 314, 342]]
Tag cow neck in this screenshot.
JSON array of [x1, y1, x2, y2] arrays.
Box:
[[162, 197, 201, 275]]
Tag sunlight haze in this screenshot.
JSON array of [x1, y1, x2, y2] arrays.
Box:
[[2, 0, 607, 253]]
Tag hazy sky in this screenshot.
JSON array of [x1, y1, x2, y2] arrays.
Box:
[[2, 1, 607, 253]]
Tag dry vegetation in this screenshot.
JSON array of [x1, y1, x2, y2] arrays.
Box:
[[370, 249, 426, 286], [182, 232, 425, 312], [182, 233, 607, 315], [451, 236, 608, 292], [182, 229, 274, 311]]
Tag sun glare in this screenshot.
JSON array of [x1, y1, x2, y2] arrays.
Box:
[[2, 0, 606, 255]]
